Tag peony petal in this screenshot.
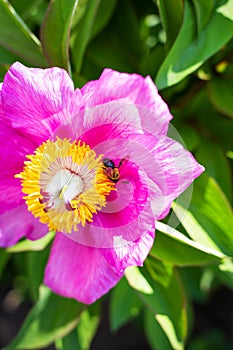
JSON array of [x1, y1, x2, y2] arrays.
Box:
[[2, 62, 83, 142], [0, 122, 35, 213], [0, 204, 47, 247], [153, 136, 205, 219], [93, 132, 204, 219], [81, 70, 172, 135], [82, 69, 171, 117], [100, 227, 155, 274], [44, 233, 123, 304]]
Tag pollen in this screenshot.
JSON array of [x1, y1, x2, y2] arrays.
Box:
[[15, 138, 115, 233]]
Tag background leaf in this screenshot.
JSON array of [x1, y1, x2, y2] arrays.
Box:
[[0, 0, 46, 66], [6, 286, 85, 350], [41, 0, 78, 71], [156, 0, 233, 89]]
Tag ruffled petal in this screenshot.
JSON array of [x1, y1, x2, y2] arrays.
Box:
[[44, 233, 123, 304], [101, 226, 155, 274], [93, 132, 204, 219], [2, 62, 83, 142], [153, 136, 205, 219], [0, 204, 47, 247], [81, 69, 172, 135], [0, 122, 35, 214]]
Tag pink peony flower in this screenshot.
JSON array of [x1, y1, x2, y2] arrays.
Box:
[[0, 62, 204, 304]]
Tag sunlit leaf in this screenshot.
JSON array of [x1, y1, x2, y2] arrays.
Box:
[[6, 286, 85, 350], [41, 0, 78, 71], [125, 266, 153, 295], [6, 231, 54, 253], [144, 309, 174, 350], [150, 222, 225, 266], [0, 0, 46, 66], [138, 267, 188, 350], [156, 0, 233, 89], [76, 303, 100, 350], [174, 174, 233, 256]]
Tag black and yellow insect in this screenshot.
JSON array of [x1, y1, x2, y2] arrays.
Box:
[[102, 158, 127, 182]]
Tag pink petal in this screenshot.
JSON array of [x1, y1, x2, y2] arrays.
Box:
[[0, 204, 47, 247], [0, 123, 35, 214], [154, 136, 205, 219], [44, 233, 123, 304], [93, 132, 204, 219], [2, 62, 83, 142], [81, 70, 172, 136], [101, 226, 155, 274]]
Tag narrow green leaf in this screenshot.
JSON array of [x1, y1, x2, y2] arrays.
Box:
[[137, 268, 188, 350], [150, 222, 225, 266], [109, 277, 142, 332], [6, 231, 54, 253], [26, 247, 51, 301], [157, 0, 183, 49], [90, 0, 118, 39], [76, 303, 100, 350], [176, 174, 233, 256], [192, 0, 214, 33], [41, 0, 78, 71], [144, 309, 174, 350], [207, 76, 233, 119], [0, 0, 46, 66], [71, 0, 101, 74], [125, 266, 154, 294], [156, 0, 233, 89], [6, 286, 85, 350]]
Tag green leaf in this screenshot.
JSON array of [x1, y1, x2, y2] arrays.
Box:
[[192, 0, 214, 33], [6, 231, 54, 253], [157, 0, 183, 49], [76, 303, 100, 350], [137, 267, 188, 350], [6, 286, 85, 350], [174, 174, 233, 256], [195, 140, 232, 202], [0, 0, 46, 66], [41, 0, 78, 71], [26, 247, 51, 301], [90, 0, 118, 40], [207, 76, 233, 119], [156, 0, 233, 89], [216, 258, 233, 288], [144, 258, 174, 289], [144, 309, 174, 350], [71, 0, 102, 74], [109, 277, 142, 332], [125, 266, 154, 294], [0, 249, 11, 278], [150, 222, 225, 266]]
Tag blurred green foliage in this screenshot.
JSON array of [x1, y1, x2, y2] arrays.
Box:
[[0, 0, 233, 349]]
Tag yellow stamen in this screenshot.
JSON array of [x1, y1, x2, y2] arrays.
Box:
[[16, 138, 115, 233]]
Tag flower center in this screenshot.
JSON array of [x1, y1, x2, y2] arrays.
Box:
[[16, 138, 115, 233]]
